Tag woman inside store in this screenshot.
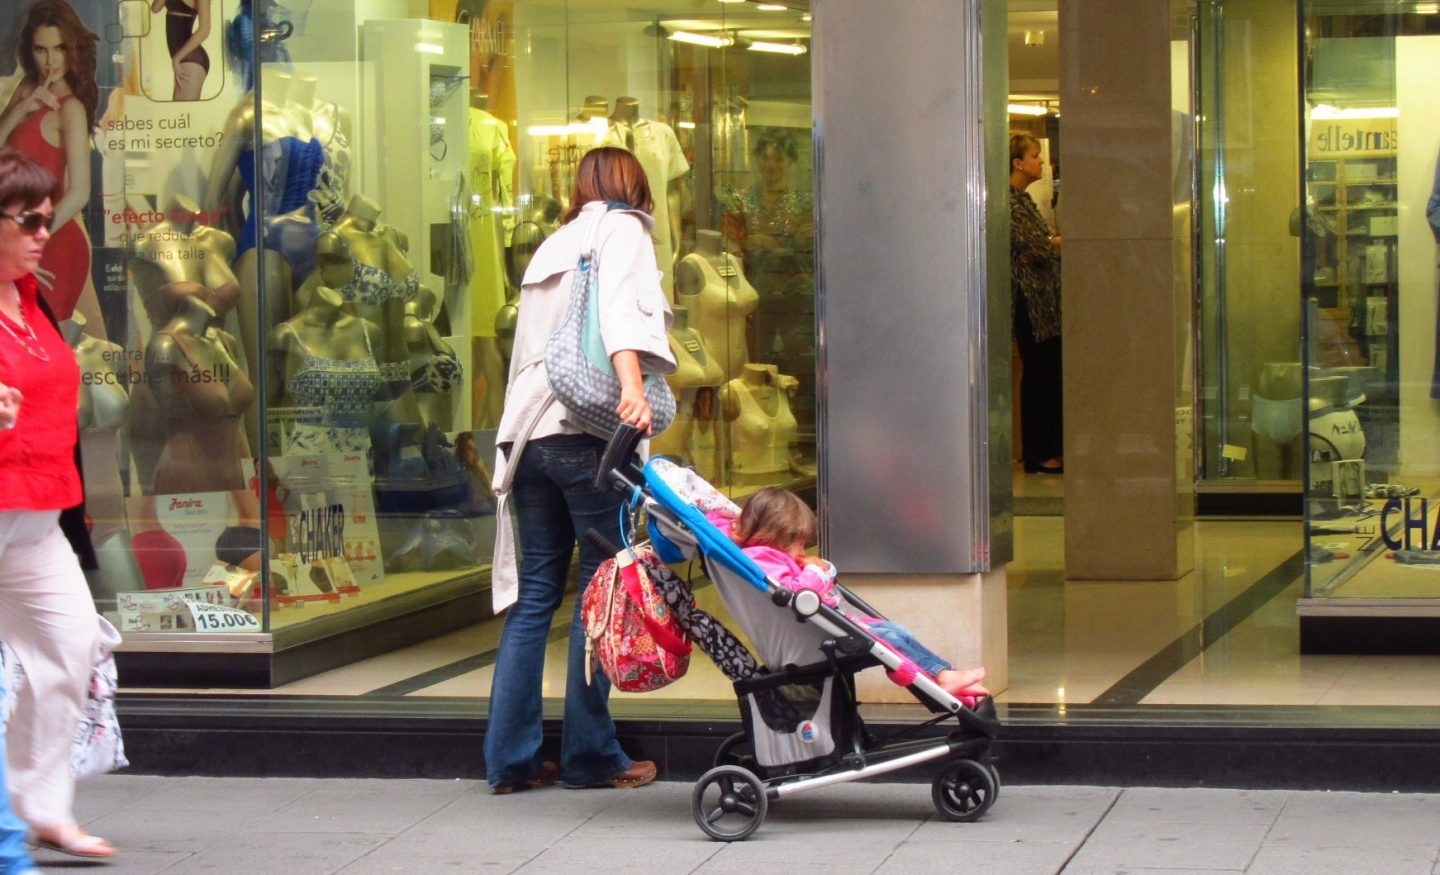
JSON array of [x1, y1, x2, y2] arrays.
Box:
[[1009, 132, 1064, 475], [0, 148, 112, 860], [484, 146, 675, 795], [721, 129, 815, 365], [151, 0, 212, 102], [0, 0, 104, 338]]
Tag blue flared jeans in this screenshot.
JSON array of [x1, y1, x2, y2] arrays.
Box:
[[483, 435, 634, 789]]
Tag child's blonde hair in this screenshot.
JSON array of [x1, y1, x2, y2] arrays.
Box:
[[732, 487, 816, 550]]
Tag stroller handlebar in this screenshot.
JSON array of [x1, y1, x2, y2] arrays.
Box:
[[594, 424, 647, 493]]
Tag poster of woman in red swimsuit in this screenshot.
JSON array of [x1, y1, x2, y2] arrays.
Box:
[[0, 0, 103, 335]]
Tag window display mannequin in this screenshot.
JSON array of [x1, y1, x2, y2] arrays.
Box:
[[676, 229, 759, 380], [204, 69, 317, 258], [128, 193, 241, 334], [405, 297, 462, 433], [597, 96, 689, 298], [145, 287, 255, 493], [491, 197, 560, 379], [650, 306, 725, 463], [1251, 362, 1304, 480], [316, 193, 419, 354], [204, 69, 348, 357], [65, 314, 129, 538], [268, 281, 382, 456], [691, 386, 723, 482], [721, 363, 803, 484], [468, 91, 516, 430]]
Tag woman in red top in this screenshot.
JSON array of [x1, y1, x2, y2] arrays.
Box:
[[0, 148, 113, 859]]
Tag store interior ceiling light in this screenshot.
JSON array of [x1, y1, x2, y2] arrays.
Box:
[[747, 39, 807, 55], [1007, 103, 1048, 116], [756, 4, 789, 10], [667, 29, 735, 48], [1310, 104, 1397, 120]]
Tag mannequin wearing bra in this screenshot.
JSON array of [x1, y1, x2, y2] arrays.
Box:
[[651, 306, 725, 463], [129, 194, 242, 334], [316, 194, 420, 368], [676, 230, 759, 380], [722, 363, 802, 484], [269, 283, 383, 456], [405, 300, 461, 433], [205, 70, 348, 359], [145, 291, 255, 493]]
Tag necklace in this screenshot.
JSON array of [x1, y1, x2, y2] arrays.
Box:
[[0, 283, 50, 362]]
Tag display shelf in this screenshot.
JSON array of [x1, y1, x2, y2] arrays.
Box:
[[1307, 153, 1398, 321]]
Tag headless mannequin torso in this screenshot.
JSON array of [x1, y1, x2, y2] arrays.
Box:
[[722, 362, 801, 483], [145, 292, 255, 493], [677, 229, 758, 380]]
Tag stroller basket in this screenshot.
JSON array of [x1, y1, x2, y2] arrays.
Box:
[[593, 425, 1003, 840]]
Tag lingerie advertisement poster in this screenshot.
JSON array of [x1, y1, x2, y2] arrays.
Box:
[[269, 452, 384, 587]]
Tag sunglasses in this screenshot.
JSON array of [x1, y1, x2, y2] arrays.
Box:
[[0, 210, 53, 235]]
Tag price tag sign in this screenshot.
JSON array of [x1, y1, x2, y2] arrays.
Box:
[[186, 601, 261, 633]]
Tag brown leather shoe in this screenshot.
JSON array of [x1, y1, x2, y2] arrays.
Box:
[[492, 760, 559, 795], [606, 759, 657, 789]]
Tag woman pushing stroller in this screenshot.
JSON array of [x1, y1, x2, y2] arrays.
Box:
[[712, 487, 990, 703]]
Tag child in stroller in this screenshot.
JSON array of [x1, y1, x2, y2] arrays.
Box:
[[714, 487, 990, 704]]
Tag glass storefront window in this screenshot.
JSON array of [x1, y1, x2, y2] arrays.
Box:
[[29, 0, 811, 661], [1193, 0, 1304, 494], [1299, 5, 1439, 626]]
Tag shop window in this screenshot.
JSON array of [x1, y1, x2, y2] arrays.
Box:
[[34, 0, 811, 658]]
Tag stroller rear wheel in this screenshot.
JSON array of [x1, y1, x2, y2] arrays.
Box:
[[932, 758, 997, 823], [692, 765, 768, 841]]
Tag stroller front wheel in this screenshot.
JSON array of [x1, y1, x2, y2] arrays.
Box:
[[692, 765, 768, 841], [932, 758, 997, 823]]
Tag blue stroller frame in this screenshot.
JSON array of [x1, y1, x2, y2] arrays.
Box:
[[593, 426, 1002, 841]]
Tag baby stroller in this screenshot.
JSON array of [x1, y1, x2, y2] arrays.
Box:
[[594, 426, 1002, 841]]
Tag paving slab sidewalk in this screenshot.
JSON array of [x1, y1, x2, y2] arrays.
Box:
[[48, 775, 1440, 875]]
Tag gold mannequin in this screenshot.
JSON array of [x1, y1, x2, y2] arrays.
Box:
[[315, 193, 418, 368], [144, 291, 255, 493], [129, 194, 241, 332]]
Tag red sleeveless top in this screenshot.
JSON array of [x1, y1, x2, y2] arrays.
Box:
[[0, 274, 82, 510]]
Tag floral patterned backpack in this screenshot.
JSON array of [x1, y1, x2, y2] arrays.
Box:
[[583, 544, 691, 693]]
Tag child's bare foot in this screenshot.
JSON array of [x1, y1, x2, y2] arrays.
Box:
[[936, 668, 985, 694]]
